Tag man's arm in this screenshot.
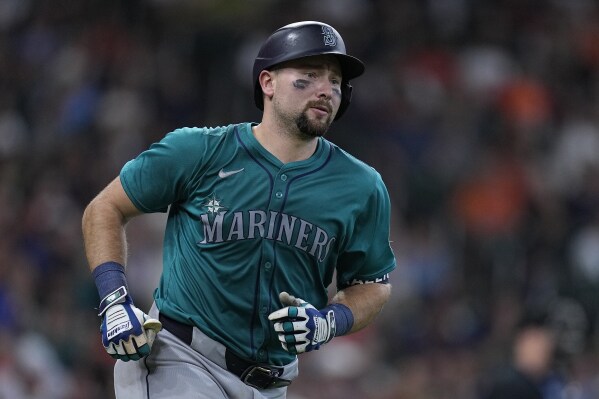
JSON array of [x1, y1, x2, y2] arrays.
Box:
[[329, 282, 392, 334], [82, 176, 142, 270], [269, 282, 392, 354], [82, 176, 161, 362]]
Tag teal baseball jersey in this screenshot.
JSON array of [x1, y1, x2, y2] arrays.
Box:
[[120, 122, 396, 366]]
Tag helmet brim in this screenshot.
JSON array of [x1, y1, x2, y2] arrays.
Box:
[[334, 53, 365, 81]]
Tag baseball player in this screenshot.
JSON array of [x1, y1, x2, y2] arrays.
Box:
[[82, 21, 396, 399]]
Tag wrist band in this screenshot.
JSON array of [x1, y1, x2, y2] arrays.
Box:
[[321, 303, 354, 337], [92, 261, 129, 301]]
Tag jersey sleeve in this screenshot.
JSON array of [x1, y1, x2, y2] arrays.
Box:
[[336, 172, 396, 289], [119, 128, 204, 213]]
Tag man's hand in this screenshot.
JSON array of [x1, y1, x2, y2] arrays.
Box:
[[268, 292, 337, 355], [99, 286, 162, 361]]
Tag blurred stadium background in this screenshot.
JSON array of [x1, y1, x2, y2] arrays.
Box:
[[1, 0, 599, 398]]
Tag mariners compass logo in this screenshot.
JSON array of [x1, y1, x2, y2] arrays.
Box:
[[203, 193, 227, 215], [322, 26, 337, 46]]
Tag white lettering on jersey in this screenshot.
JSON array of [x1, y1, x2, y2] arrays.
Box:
[[198, 209, 336, 261], [199, 212, 225, 243]]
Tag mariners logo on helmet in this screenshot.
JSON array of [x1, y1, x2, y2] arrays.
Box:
[[322, 26, 337, 47]]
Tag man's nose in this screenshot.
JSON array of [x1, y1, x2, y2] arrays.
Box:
[[315, 80, 334, 99]]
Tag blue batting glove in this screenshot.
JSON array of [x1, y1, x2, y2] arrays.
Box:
[[98, 286, 162, 361], [268, 292, 337, 355]]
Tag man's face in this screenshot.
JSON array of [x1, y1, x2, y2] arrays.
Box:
[[269, 55, 343, 138]]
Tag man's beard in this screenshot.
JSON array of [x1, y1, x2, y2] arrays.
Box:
[[295, 107, 333, 138]]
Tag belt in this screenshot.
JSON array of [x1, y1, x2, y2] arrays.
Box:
[[158, 314, 291, 390]]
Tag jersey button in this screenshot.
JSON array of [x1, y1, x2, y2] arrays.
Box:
[[264, 262, 272, 270], [280, 174, 287, 181], [275, 192, 283, 199]]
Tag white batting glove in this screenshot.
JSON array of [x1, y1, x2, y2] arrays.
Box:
[[268, 292, 336, 355], [99, 286, 162, 361]]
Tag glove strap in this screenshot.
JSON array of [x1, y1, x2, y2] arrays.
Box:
[[92, 261, 130, 314], [98, 285, 128, 316], [320, 303, 354, 338]]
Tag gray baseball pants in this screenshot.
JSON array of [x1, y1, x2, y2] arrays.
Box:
[[114, 304, 299, 399]]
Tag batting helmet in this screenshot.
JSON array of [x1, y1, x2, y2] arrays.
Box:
[[253, 21, 365, 120]]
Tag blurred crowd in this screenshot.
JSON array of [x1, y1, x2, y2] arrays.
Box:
[[1, 0, 599, 398]]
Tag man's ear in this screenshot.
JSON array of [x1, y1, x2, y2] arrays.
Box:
[[258, 70, 275, 102]]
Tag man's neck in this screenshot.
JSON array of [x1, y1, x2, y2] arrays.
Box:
[[252, 121, 319, 164]]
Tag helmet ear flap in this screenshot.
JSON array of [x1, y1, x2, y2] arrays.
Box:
[[334, 82, 352, 121]]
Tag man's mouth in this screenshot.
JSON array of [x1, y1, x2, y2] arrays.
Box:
[[309, 103, 332, 115]]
